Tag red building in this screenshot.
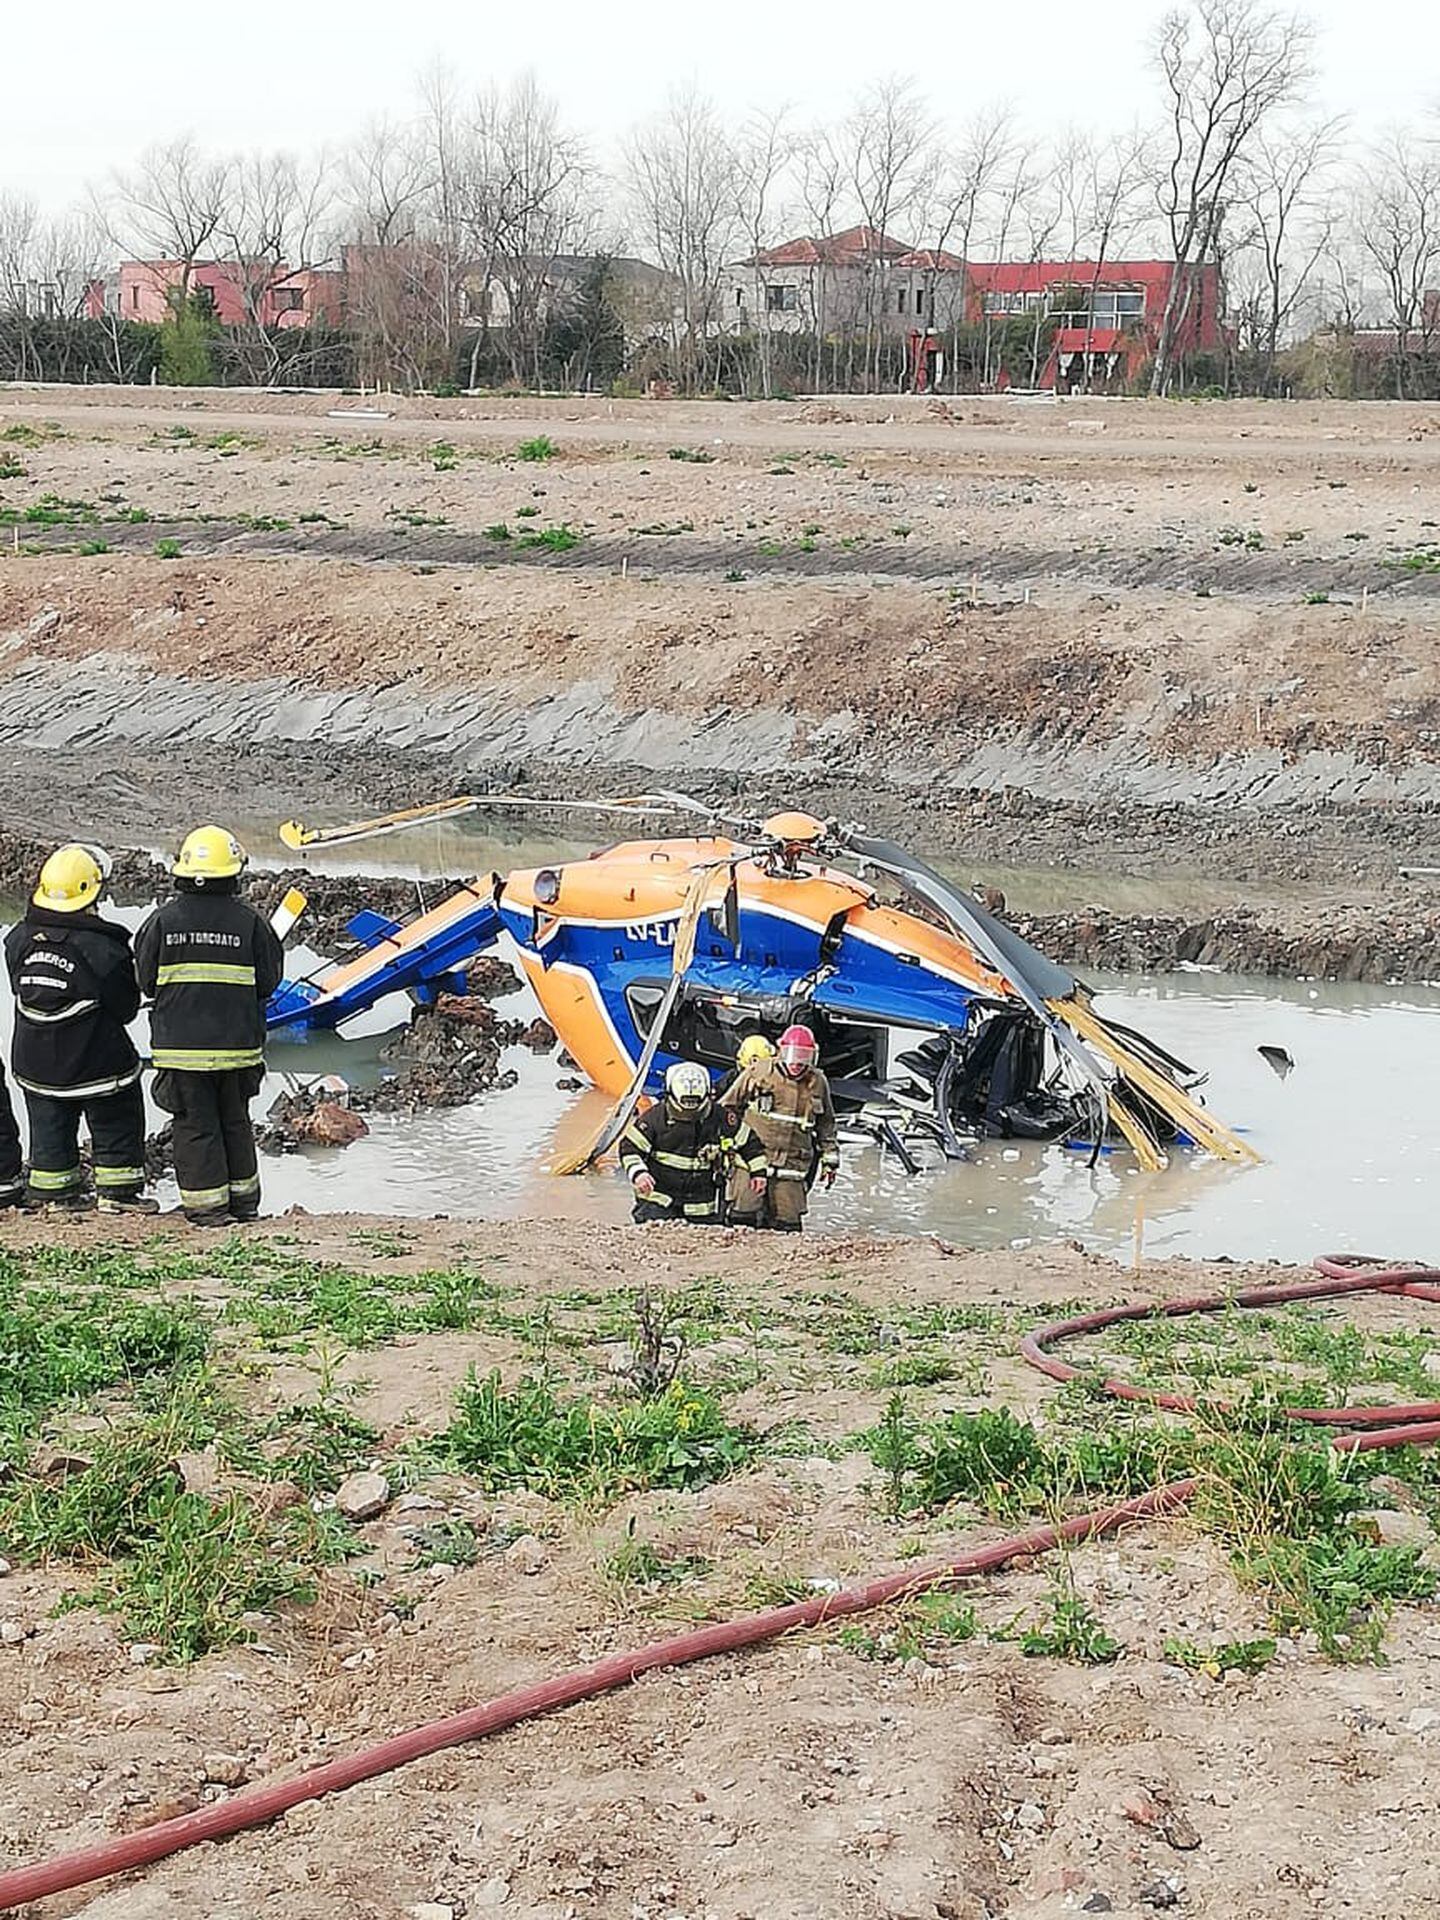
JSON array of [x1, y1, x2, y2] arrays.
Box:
[[88, 260, 345, 330], [965, 260, 1224, 388]]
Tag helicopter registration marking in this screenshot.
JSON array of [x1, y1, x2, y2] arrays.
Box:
[[624, 919, 678, 946]]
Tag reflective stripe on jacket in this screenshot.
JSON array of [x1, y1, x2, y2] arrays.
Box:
[[135, 887, 284, 1074], [4, 908, 142, 1100], [722, 1059, 839, 1176], [619, 1097, 764, 1209]]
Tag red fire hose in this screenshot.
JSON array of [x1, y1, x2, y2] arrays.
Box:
[[1, 1253, 1436, 1912]]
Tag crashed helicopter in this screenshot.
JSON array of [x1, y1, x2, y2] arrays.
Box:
[[267, 794, 1258, 1176]]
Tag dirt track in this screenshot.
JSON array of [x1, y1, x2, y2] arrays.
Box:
[[4, 1214, 1440, 1920]]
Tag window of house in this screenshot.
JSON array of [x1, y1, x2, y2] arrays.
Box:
[[130, 285, 140, 311], [1092, 287, 1146, 327], [896, 288, 908, 314], [765, 283, 798, 313], [274, 287, 304, 313], [735, 287, 744, 306]]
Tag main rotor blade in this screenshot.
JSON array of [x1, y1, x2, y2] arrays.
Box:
[[279, 794, 690, 851]]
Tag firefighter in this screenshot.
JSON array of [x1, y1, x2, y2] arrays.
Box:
[[716, 1031, 776, 1106], [723, 1022, 839, 1232], [4, 844, 154, 1213], [620, 1060, 765, 1225], [0, 1069, 19, 1210], [135, 826, 283, 1227]]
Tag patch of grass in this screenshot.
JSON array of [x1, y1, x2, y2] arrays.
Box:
[[810, 451, 847, 467], [1217, 524, 1264, 551], [408, 1517, 481, 1569], [205, 431, 257, 453], [667, 447, 714, 463], [234, 1400, 380, 1495], [152, 538, 183, 559], [517, 524, 581, 552], [869, 1348, 957, 1390], [769, 465, 793, 476], [602, 1527, 709, 1589], [0, 456, 25, 480], [0, 493, 98, 528], [724, 568, 746, 582], [1164, 1634, 1276, 1676], [233, 512, 292, 533], [155, 425, 198, 444], [78, 539, 110, 556], [891, 524, 912, 540], [840, 1591, 977, 1663], [113, 506, 151, 524], [482, 522, 512, 541], [635, 520, 694, 537], [435, 1369, 750, 1503], [515, 504, 540, 517], [297, 511, 338, 526], [1, 422, 65, 446], [1304, 591, 1330, 604], [1395, 547, 1440, 574], [385, 507, 448, 529], [429, 440, 460, 470], [516, 435, 556, 462]]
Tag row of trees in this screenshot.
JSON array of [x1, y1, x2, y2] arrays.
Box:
[[2, 0, 1438, 396]]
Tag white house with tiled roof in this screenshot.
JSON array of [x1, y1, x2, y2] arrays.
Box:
[[721, 225, 971, 336]]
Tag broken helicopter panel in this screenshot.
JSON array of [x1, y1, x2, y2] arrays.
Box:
[[268, 794, 1258, 1176]]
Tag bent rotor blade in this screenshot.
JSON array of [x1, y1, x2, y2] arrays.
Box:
[[552, 863, 718, 1176], [841, 832, 1111, 1110]]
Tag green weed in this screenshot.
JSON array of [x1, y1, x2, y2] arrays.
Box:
[[1019, 1589, 1121, 1664], [1396, 548, 1440, 574], [1, 422, 64, 446], [482, 522, 512, 541], [1217, 525, 1264, 551], [667, 447, 714, 463], [602, 1526, 709, 1589], [840, 1591, 977, 1662], [429, 440, 459, 470], [0, 456, 25, 480], [153, 538, 183, 559], [516, 435, 556, 462], [1164, 1635, 1276, 1676], [515, 504, 540, 517], [0, 493, 97, 528], [78, 539, 111, 556], [408, 1517, 481, 1569], [113, 506, 151, 524], [517, 524, 581, 552], [436, 1369, 749, 1503]]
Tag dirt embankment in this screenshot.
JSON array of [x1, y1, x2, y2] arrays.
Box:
[[3, 389, 1440, 969]]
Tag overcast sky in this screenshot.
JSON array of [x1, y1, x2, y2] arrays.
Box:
[[7, 0, 1437, 214]]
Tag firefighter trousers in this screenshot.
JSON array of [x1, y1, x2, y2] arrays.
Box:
[[0, 1068, 21, 1202], [24, 1083, 146, 1201], [160, 1069, 262, 1221]]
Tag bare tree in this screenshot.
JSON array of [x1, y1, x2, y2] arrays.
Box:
[[626, 89, 740, 392], [1148, 0, 1315, 394], [1356, 126, 1440, 395], [104, 136, 235, 296], [734, 105, 794, 395], [214, 150, 336, 382], [842, 77, 936, 387], [1230, 116, 1343, 388], [913, 106, 1014, 380], [456, 74, 591, 388]]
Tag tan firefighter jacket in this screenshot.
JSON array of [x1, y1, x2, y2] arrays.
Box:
[[722, 1058, 839, 1179]]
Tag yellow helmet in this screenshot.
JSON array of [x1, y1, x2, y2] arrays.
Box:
[[174, 824, 247, 881], [34, 843, 111, 914], [737, 1034, 776, 1070]]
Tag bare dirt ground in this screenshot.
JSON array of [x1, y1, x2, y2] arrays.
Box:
[[4, 384, 1440, 969], [4, 1213, 1440, 1920]]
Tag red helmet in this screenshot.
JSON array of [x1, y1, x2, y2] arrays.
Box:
[[778, 1023, 818, 1077]]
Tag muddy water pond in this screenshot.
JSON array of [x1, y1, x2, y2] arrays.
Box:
[[0, 883, 1433, 1262]]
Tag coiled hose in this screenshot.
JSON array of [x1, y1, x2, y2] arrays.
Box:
[[1, 1253, 1435, 1912]]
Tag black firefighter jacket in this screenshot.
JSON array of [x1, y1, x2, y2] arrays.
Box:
[[4, 907, 143, 1100], [619, 1098, 765, 1218], [135, 888, 284, 1074]]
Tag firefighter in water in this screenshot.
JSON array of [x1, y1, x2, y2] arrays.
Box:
[[620, 1060, 765, 1225], [724, 1023, 839, 1232], [135, 827, 284, 1227], [4, 844, 154, 1213]]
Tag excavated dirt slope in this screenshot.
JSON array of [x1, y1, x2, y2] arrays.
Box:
[[3, 385, 1439, 970]]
